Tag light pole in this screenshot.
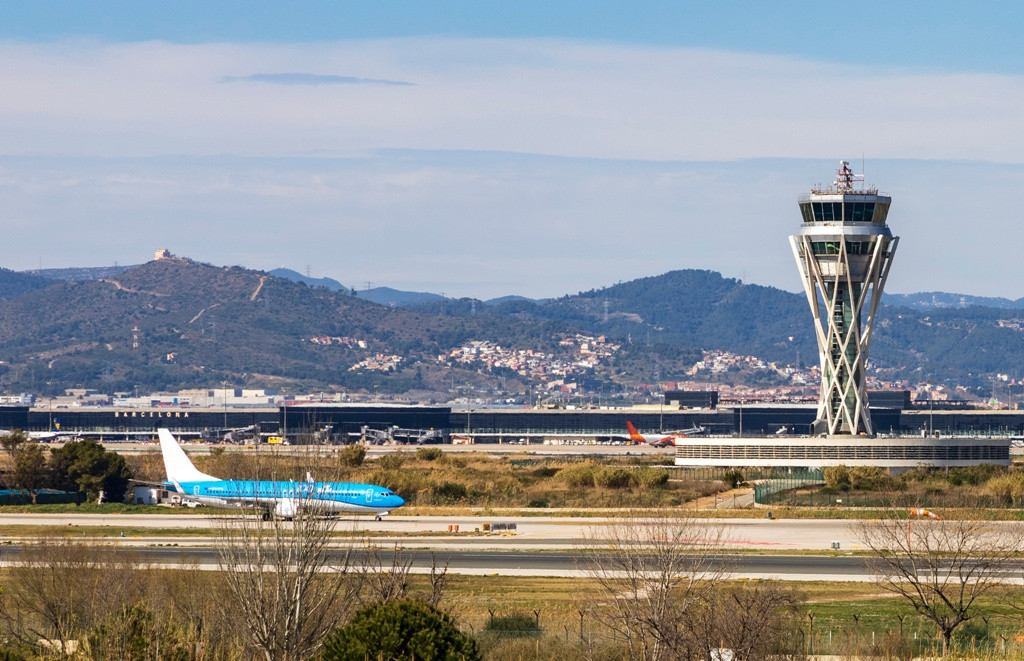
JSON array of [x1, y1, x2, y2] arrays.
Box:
[[222, 382, 229, 432]]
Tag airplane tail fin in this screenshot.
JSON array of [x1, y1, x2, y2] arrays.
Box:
[[158, 429, 218, 483], [626, 421, 646, 443]]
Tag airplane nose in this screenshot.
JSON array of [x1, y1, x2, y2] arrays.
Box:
[[393, 495, 405, 507]]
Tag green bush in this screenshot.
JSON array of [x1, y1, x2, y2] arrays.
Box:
[[849, 466, 889, 490], [431, 481, 468, 503], [377, 453, 406, 471], [445, 455, 468, 469], [322, 599, 480, 661], [722, 469, 745, 488], [594, 466, 634, 489], [558, 463, 596, 488], [634, 467, 670, 488], [416, 447, 444, 462], [337, 444, 366, 467], [823, 465, 851, 490], [986, 473, 1024, 504]]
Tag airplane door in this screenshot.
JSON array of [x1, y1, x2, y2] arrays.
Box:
[[365, 489, 372, 503]]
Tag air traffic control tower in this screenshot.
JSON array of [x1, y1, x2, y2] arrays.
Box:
[[674, 162, 1009, 466], [791, 161, 897, 436]]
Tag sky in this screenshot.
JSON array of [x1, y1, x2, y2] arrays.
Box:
[[2, 2, 1024, 299]]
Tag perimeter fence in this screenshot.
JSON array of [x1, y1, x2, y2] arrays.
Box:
[[463, 606, 1024, 659]]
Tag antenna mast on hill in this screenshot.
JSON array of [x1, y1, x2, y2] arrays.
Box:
[[132, 323, 141, 351]]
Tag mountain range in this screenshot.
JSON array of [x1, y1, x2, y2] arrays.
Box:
[[0, 259, 1020, 399]]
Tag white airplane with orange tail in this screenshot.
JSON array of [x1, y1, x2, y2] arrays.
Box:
[[625, 421, 706, 447]]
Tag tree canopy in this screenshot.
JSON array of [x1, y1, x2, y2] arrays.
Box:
[[50, 439, 131, 502], [321, 599, 479, 661]]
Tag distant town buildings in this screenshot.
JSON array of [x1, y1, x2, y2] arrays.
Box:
[[437, 334, 621, 390], [349, 354, 403, 372]]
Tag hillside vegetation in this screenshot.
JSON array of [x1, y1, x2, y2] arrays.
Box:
[[0, 260, 1022, 396]]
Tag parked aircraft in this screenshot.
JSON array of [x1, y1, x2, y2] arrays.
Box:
[[158, 428, 404, 519], [625, 421, 706, 447], [0, 429, 77, 442]]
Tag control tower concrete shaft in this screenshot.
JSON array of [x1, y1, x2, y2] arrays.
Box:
[[790, 162, 898, 436]]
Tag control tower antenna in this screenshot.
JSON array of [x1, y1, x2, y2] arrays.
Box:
[[790, 160, 898, 436]]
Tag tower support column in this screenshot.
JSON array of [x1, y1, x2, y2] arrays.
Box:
[[790, 161, 897, 437]]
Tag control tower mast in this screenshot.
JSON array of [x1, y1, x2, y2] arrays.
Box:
[[790, 161, 897, 436]]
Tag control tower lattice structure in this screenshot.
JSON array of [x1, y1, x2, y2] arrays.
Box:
[[790, 162, 897, 436]]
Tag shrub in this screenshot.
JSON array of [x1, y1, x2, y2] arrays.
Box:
[[722, 469, 745, 488], [849, 466, 889, 490], [445, 455, 468, 469], [416, 447, 443, 462], [337, 444, 366, 467], [558, 463, 597, 488], [377, 453, 406, 471], [634, 467, 670, 488], [594, 466, 634, 489], [824, 465, 851, 490], [322, 599, 480, 661], [527, 497, 549, 508], [431, 481, 468, 503], [985, 473, 1024, 504], [530, 466, 560, 479]]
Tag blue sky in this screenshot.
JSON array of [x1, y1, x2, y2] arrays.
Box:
[[6, 1, 1024, 74], [2, 3, 1023, 298]]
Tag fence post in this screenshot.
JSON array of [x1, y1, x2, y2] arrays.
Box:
[[808, 612, 815, 656]]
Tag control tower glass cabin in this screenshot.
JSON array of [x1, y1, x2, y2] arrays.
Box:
[[790, 161, 897, 436]]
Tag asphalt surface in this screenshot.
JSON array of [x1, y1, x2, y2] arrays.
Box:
[[0, 514, 864, 551], [3, 513, 1019, 581], [0, 544, 876, 580]]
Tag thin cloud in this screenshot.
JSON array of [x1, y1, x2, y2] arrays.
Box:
[[219, 72, 414, 86]]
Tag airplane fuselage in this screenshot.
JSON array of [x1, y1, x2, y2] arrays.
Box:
[[170, 479, 405, 515]]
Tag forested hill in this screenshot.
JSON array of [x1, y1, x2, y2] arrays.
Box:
[[537, 270, 812, 365], [0, 259, 601, 396], [0, 260, 1022, 395], [0, 268, 52, 302]]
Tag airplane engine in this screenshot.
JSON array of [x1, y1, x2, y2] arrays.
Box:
[[274, 499, 300, 519]]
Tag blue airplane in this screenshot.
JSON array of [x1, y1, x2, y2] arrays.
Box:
[[158, 428, 404, 519]]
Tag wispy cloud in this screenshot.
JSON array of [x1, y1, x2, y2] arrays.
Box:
[[2, 38, 1024, 298], [219, 72, 413, 86]]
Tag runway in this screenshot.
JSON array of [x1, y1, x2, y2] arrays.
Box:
[[1, 513, 1018, 581], [0, 513, 863, 551], [0, 543, 873, 581]]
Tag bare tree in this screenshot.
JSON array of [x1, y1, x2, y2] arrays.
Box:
[[854, 511, 1024, 656], [216, 495, 361, 661], [360, 543, 413, 605], [426, 551, 450, 610], [691, 581, 803, 660], [0, 536, 147, 656], [578, 516, 728, 661]]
